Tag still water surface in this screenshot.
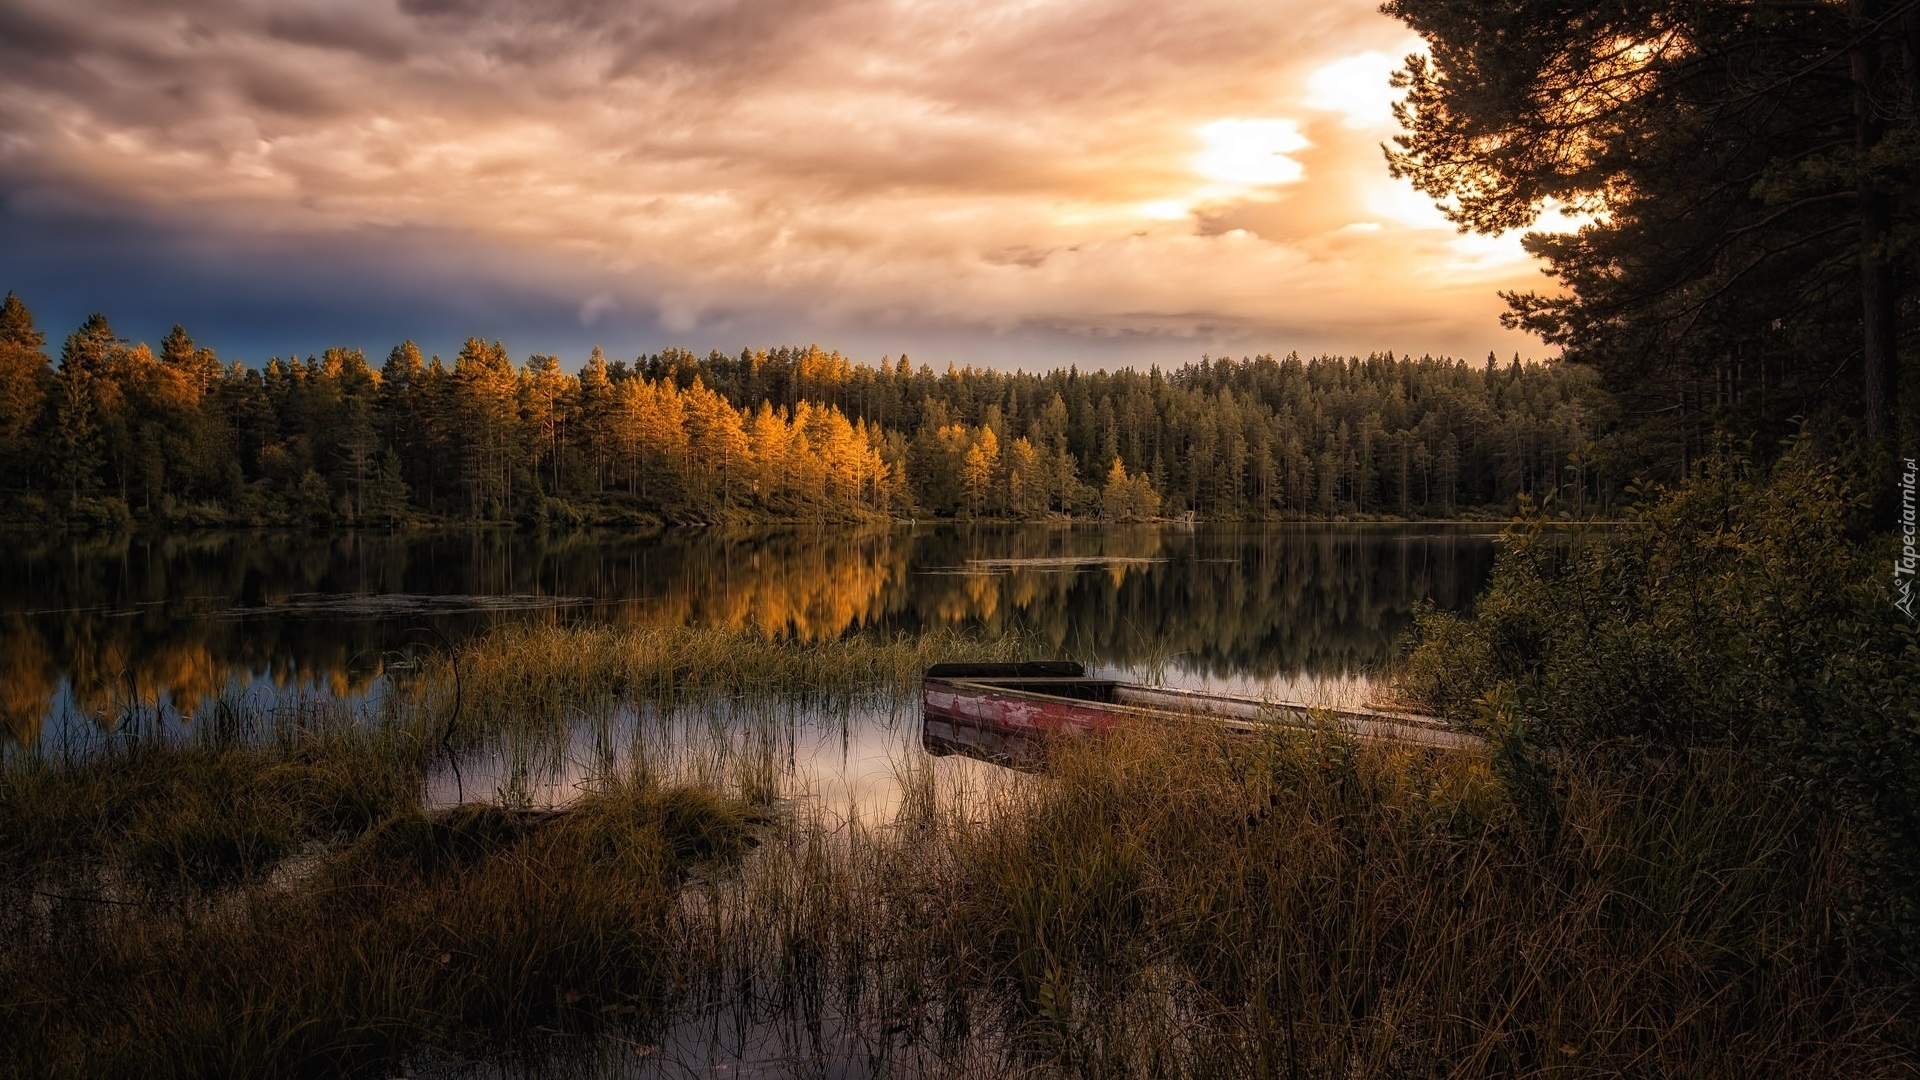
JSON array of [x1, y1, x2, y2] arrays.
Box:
[[5, 525, 1505, 1071], [1, 523, 1498, 747]]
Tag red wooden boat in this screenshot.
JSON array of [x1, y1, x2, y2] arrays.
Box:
[[921, 661, 1480, 763]]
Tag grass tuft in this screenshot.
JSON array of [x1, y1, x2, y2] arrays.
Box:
[[693, 724, 1915, 1076], [2, 622, 1912, 1077]]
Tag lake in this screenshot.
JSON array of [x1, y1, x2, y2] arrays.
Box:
[[0, 522, 1500, 752], [1, 520, 1509, 1073]]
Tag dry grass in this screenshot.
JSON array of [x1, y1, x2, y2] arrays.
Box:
[[692, 725, 1916, 1077], [0, 625, 1022, 1078], [1, 748, 762, 1078], [403, 623, 1031, 742], [1, 625, 1913, 1077]]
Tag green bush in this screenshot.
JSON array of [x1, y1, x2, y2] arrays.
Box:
[[64, 494, 132, 532], [1399, 441, 1920, 979]]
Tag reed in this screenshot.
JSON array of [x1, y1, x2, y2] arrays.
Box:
[[2, 623, 1912, 1077], [1, 756, 763, 1078], [0, 705, 429, 892], [0, 625, 1023, 1077], [692, 725, 1915, 1077], [401, 623, 1032, 742]]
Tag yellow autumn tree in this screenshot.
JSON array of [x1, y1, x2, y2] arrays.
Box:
[[1102, 456, 1160, 521], [453, 337, 519, 516], [746, 402, 792, 507], [1006, 435, 1040, 517], [962, 425, 999, 516], [682, 377, 751, 508], [519, 353, 576, 496]]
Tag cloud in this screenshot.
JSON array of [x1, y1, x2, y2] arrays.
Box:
[[1305, 50, 1410, 130], [578, 294, 617, 327], [1193, 119, 1310, 187], [0, 0, 1557, 366]]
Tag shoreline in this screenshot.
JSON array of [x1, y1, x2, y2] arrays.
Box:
[[0, 510, 1612, 538]]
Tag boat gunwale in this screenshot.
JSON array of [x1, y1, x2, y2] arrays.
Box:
[[923, 674, 1480, 747], [924, 676, 1259, 733], [923, 675, 1454, 728]]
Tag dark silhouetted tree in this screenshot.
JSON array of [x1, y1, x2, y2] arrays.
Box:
[[1384, 0, 1919, 469]]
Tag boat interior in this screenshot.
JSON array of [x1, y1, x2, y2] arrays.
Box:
[[925, 661, 1335, 722], [922, 661, 1124, 703], [924, 662, 1476, 750]]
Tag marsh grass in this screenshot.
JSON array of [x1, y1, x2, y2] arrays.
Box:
[[0, 625, 1021, 1078], [2, 623, 1913, 1078], [412, 624, 1032, 743], [690, 725, 1915, 1077], [1, 750, 765, 1078], [1, 704, 429, 892]]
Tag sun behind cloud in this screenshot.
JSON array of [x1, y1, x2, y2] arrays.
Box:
[[0, 0, 1560, 364], [1304, 50, 1406, 129], [1193, 118, 1310, 187]]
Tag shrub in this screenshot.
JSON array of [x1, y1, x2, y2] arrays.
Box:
[[1399, 440, 1920, 980], [64, 494, 132, 532]]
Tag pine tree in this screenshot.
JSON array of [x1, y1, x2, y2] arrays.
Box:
[[962, 425, 998, 517], [1386, 0, 1917, 454], [521, 353, 575, 496], [0, 292, 51, 493], [453, 338, 519, 517], [577, 347, 616, 492], [52, 315, 120, 503]]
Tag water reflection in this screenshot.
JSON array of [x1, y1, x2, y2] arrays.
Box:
[[0, 523, 1498, 744], [423, 701, 1006, 833]]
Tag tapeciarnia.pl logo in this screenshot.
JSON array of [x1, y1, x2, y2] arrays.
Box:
[[1897, 457, 1917, 619]]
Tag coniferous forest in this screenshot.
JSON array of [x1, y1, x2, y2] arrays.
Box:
[[9, 0, 1920, 1074], [0, 292, 1622, 529]]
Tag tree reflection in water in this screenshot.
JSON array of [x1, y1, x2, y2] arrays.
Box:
[[0, 524, 1497, 744]]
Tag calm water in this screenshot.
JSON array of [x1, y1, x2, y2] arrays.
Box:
[[7, 525, 1508, 1073], [0, 522, 1500, 749]]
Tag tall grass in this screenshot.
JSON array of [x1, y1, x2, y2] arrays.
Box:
[[2, 621, 1912, 1077], [0, 702, 428, 891], [404, 623, 1032, 742], [0, 625, 1023, 1078], [689, 725, 1913, 1077], [2, 769, 759, 1077]]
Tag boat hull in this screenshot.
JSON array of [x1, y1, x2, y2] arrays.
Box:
[[920, 662, 1479, 764]]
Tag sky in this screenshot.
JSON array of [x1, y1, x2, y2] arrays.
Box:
[[0, 0, 1570, 371]]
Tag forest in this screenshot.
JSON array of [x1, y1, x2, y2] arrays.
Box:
[[7, 1, 1920, 1074], [0, 294, 1619, 529]]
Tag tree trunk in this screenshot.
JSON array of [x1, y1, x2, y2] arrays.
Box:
[[1853, 0, 1898, 446]]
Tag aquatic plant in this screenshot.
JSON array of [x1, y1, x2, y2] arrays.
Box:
[[403, 623, 1031, 740]]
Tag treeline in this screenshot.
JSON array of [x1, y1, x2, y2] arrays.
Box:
[[650, 343, 1620, 518], [0, 298, 894, 528], [0, 292, 1618, 528]]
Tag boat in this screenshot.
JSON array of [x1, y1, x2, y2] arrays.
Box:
[[921, 661, 1480, 763]]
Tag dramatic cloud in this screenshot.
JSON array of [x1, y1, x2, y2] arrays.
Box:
[[0, 0, 1563, 366]]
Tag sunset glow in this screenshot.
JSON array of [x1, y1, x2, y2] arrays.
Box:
[[0, 0, 1561, 366], [1193, 119, 1310, 187]]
